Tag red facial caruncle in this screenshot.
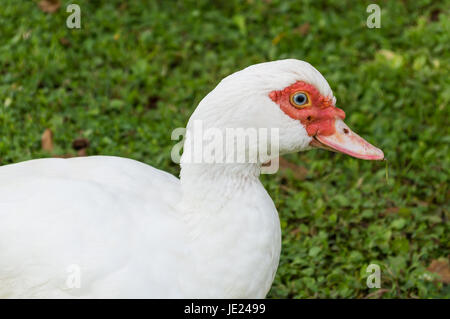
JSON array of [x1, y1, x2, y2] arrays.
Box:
[[269, 81, 384, 161], [269, 81, 345, 137]]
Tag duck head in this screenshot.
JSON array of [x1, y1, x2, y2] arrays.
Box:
[[268, 79, 384, 160], [185, 59, 383, 165]]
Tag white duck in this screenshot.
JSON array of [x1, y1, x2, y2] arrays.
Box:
[[0, 59, 383, 298]]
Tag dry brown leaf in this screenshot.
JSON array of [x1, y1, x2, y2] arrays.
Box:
[[295, 23, 310, 36], [279, 157, 308, 180], [427, 259, 450, 284], [59, 37, 71, 47], [365, 288, 389, 299], [72, 138, 89, 151], [383, 207, 399, 215], [289, 227, 301, 236], [430, 9, 441, 22], [77, 148, 87, 157], [41, 128, 54, 152], [146, 95, 160, 110], [38, 0, 61, 13], [72, 138, 89, 157]]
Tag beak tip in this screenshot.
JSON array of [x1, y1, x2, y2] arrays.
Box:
[[377, 149, 385, 161], [374, 149, 385, 161], [363, 148, 384, 161]]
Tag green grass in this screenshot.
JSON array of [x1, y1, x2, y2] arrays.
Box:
[[0, 0, 449, 298]]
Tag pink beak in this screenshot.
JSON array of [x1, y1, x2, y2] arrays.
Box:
[[310, 119, 384, 160]]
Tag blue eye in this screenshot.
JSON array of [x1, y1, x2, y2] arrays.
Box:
[[291, 92, 308, 107]]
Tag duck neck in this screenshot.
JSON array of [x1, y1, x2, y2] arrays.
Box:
[[179, 162, 262, 213]]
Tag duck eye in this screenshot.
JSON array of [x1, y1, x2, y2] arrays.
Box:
[[290, 92, 309, 108]]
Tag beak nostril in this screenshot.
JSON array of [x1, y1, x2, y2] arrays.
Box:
[[343, 128, 349, 134]]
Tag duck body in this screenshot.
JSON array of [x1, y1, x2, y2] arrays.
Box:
[[0, 156, 280, 298]]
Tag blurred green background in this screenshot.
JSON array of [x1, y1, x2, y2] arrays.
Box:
[[0, 0, 449, 298]]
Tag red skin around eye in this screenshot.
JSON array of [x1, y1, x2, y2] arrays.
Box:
[[269, 81, 345, 136]]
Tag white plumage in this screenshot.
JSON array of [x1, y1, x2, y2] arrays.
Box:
[[0, 59, 379, 298]]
